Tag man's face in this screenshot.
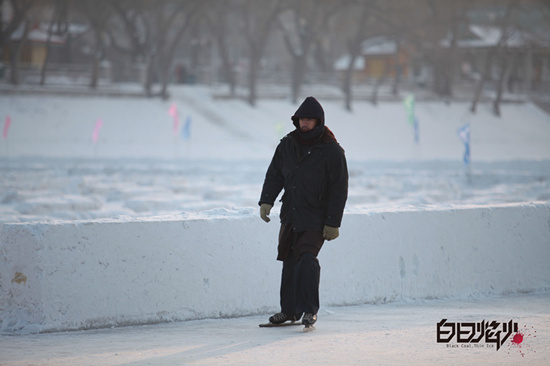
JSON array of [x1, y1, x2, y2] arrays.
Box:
[[299, 117, 318, 132]]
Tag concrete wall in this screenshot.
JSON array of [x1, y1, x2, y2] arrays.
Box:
[[1, 203, 549, 333]]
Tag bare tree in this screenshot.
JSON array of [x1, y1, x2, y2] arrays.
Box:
[[109, 0, 202, 98], [207, 1, 239, 96], [158, 2, 202, 99], [277, 0, 339, 104], [2, 0, 547, 113], [237, 0, 283, 106], [1, 0, 35, 85], [108, 0, 150, 63], [439, 1, 469, 98], [145, 0, 202, 98], [409, 0, 472, 98], [39, 0, 68, 85], [75, 0, 112, 89], [339, 0, 378, 111], [470, 0, 517, 114]]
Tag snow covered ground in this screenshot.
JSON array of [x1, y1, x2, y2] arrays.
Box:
[[1, 293, 549, 365], [1, 85, 549, 224]]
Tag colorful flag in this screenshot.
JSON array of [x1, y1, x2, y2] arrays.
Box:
[[404, 94, 419, 144], [181, 115, 192, 140], [3, 115, 11, 139], [92, 119, 103, 144], [275, 121, 284, 139], [457, 123, 471, 165], [168, 103, 179, 135], [403, 94, 415, 125]]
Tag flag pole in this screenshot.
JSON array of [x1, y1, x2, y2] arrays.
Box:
[[457, 122, 472, 183]]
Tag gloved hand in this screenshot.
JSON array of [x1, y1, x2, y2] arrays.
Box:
[[323, 225, 339, 241], [260, 204, 273, 223]]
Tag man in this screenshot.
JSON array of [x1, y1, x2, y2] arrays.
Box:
[[259, 96, 348, 330]]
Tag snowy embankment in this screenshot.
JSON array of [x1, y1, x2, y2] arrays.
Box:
[[1, 87, 550, 224], [1, 202, 549, 333]]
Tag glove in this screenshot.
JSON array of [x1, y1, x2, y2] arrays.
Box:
[[323, 225, 339, 241], [260, 204, 272, 223]]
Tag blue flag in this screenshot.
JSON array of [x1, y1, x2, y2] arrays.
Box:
[[181, 115, 192, 140], [457, 123, 470, 165]]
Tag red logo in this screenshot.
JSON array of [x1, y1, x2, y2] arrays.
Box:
[[507, 325, 537, 357]]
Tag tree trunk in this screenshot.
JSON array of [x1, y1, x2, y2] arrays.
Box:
[[341, 2, 370, 112], [371, 71, 388, 105], [158, 7, 198, 100], [470, 53, 492, 114], [159, 55, 171, 100], [291, 54, 308, 104], [9, 20, 30, 85], [40, 1, 61, 85], [239, 0, 281, 107], [247, 53, 259, 107], [217, 33, 236, 96], [442, 1, 461, 99], [144, 53, 157, 97], [391, 50, 401, 96], [89, 27, 102, 89], [471, 1, 515, 113], [213, 5, 237, 96], [1, 0, 34, 76], [313, 39, 329, 73], [492, 53, 512, 117]]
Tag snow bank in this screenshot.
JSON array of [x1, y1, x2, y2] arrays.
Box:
[[1, 87, 550, 162], [1, 203, 549, 333]]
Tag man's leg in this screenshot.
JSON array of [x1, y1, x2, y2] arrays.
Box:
[[295, 252, 321, 316], [280, 251, 298, 317]]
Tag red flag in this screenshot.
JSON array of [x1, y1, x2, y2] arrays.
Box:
[[3, 115, 11, 139], [92, 119, 103, 144], [168, 103, 179, 135]]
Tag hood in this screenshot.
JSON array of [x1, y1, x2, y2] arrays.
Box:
[[291, 96, 325, 129]]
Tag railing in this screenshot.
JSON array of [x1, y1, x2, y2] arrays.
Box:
[[1, 62, 548, 100], [1, 62, 112, 86]]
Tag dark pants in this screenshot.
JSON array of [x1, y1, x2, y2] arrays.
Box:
[[278, 225, 324, 317]]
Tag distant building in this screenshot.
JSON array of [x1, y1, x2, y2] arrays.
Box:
[[334, 37, 411, 82], [446, 24, 549, 92], [334, 25, 549, 92]]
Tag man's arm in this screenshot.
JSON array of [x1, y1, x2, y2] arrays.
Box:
[[324, 146, 349, 229], [258, 143, 285, 222]]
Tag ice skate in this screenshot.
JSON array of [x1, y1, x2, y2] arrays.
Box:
[[302, 313, 317, 332], [259, 313, 302, 328]]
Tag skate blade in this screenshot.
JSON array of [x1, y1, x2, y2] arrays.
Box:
[[259, 321, 301, 328], [303, 324, 316, 332]]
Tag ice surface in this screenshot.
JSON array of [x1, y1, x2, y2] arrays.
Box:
[[1, 293, 548, 365]]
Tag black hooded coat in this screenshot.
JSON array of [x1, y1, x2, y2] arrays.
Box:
[[259, 97, 348, 234]]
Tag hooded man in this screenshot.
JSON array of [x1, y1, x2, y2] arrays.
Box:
[[259, 96, 348, 330]]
